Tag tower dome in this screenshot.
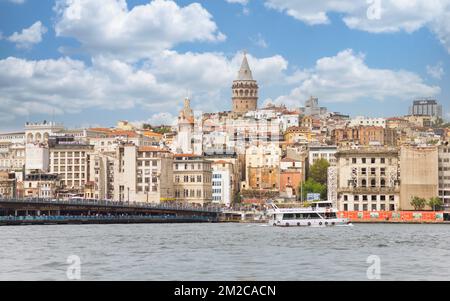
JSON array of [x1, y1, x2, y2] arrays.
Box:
[[232, 53, 258, 114]]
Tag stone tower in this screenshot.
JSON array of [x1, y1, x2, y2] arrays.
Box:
[[232, 53, 258, 114], [176, 97, 194, 154]]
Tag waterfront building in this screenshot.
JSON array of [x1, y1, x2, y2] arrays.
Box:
[[334, 146, 400, 211], [173, 154, 212, 205], [0, 171, 16, 198], [409, 98, 443, 119], [48, 136, 94, 196], [114, 144, 174, 203], [279, 157, 303, 198], [25, 143, 49, 174], [211, 160, 234, 207], [23, 173, 60, 199], [88, 152, 116, 200], [399, 145, 439, 210], [439, 144, 450, 210], [232, 53, 258, 114]]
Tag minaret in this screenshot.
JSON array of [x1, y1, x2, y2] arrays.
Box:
[[176, 97, 194, 154], [232, 52, 258, 114]]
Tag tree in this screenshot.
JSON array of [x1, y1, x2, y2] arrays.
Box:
[[298, 179, 327, 201], [410, 196, 427, 210], [428, 197, 443, 211], [308, 158, 330, 185]]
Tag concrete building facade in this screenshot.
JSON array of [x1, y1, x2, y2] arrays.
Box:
[[439, 144, 450, 210], [399, 146, 439, 210], [114, 145, 174, 203], [335, 147, 400, 211], [173, 154, 212, 205]]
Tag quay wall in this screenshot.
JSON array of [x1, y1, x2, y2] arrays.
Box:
[[338, 211, 444, 223]]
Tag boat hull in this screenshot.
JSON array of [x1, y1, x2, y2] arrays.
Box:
[[270, 218, 349, 227]]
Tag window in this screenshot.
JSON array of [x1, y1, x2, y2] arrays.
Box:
[[362, 158, 366, 164]]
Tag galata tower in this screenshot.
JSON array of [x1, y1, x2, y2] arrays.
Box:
[[232, 53, 258, 114]]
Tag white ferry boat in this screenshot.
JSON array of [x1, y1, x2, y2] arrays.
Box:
[[267, 201, 350, 227]]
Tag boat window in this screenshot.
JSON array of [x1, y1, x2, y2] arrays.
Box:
[[283, 213, 295, 220]]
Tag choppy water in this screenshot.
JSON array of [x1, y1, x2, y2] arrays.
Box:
[[0, 223, 449, 281]]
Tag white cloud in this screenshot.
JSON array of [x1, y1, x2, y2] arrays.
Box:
[[226, 0, 249, 5], [427, 62, 445, 80], [0, 51, 290, 124], [264, 0, 450, 53], [251, 33, 269, 48], [7, 21, 47, 49], [131, 112, 178, 128], [54, 0, 226, 60], [8, 0, 26, 4], [274, 49, 440, 107]]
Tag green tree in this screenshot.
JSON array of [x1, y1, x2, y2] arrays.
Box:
[[308, 158, 330, 185], [233, 192, 242, 204], [410, 196, 427, 210], [428, 197, 443, 211], [298, 179, 327, 201]]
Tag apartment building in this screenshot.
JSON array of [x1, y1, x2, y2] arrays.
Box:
[[0, 171, 16, 198], [173, 154, 212, 205], [439, 144, 450, 210], [115, 145, 174, 203], [334, 147, 400, 211], [23, 173, 60, 199], [48, 136, 94, 195]]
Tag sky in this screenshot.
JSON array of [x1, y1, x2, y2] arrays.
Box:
[[0, 0, 449, 132]]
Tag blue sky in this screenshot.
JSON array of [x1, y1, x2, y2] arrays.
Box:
[[0, 0, 449, 131]]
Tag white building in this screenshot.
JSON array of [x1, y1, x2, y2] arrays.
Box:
[[0, 132, 25, 145], [0, 143, 25, 171], [114, 145, 174, 203], [212, 161, 233, 207], [25, 121, 64, 143], [349, 116, 386, 128], [25, 143, 49, 174], [308, 145, 337, 166], [334, 147, 400, 212]]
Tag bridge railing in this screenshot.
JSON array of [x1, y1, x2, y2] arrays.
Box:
[[0, 198, 223, 213], [0, 215, 214, 222]]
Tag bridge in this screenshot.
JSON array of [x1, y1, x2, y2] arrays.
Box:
[[0, 198, 222, 225]]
